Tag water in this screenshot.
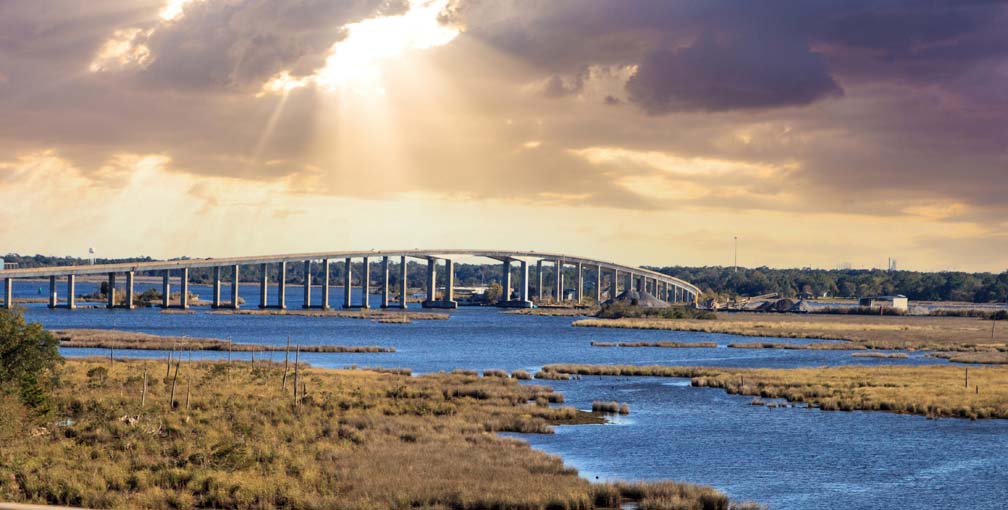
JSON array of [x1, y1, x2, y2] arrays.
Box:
[[13, 280, 1008, 509]]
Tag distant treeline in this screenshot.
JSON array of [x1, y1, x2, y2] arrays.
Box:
[[7, 254, 1007, 303], [648, 266, 1008, 303]]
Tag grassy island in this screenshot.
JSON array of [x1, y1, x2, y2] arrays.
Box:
[[540, 364, 1008, 420], [0, 357, 761, 510]]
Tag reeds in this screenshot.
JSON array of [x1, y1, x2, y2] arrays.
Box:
[[511, 370, 532, 380], [483, 369, 510, 378], [54, 329, 394, 353], [0, 359, 749, 510], [592, 341, 718, 348], [591, 401, 630, 415], [851, 352, 909, 359]]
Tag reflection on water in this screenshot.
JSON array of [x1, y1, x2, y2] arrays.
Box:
[[14, 280, 1008, 510]]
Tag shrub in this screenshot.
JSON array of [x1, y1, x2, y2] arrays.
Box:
[[0, 309, 62, 411]]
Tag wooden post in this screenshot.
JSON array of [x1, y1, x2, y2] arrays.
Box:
[[293, 344, 301, 402], [251, 349, 255, 368], [141, 367, 147, 409], [109, 347, 114, 366], [169, 361, 180, 409], [282, 336, 291, 390], [185, 374, 191, 410], [965, 367, 969, 388], [166, 350, 172, 379]]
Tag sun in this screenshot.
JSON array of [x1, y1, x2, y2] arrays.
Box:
[[260, 0, 460, 96]]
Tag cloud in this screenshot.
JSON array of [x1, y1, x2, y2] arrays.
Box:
[[626, 30, 843, 113]]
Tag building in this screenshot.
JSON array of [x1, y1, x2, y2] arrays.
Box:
[[859, 295, 909, 311]]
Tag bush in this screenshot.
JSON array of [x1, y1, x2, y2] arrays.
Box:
[[0, 309, 62, 412], [596, 303, 717, 320]]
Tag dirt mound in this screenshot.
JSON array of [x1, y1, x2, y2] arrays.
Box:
[[605, 289, 671, 308]]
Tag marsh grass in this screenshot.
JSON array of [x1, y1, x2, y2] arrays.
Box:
[[592, 341, 718, 348], [511, 370, 532, 380], [928, 352, 1008, 364], [727, 342, 863, 351], [851, 352, 909, 359], [542, 364, 1008, 420], [55, 329, 393, 353], [0, 359, 749, 510], [591, 401, 630, 415], [573, 312, 1008, 352]]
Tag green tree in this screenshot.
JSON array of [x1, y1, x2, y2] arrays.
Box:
[[0, 309, 62, 412]]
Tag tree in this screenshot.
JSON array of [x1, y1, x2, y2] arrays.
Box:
[[482, 282, 503, 304], [0, 309, 62, 412]]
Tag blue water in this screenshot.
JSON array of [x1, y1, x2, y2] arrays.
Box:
[[12, 280, 1008, 510]]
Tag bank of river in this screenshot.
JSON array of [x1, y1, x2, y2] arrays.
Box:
[[11, 280, 1008, 509]]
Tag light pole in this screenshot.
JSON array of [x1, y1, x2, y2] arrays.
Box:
[[733, 236, 738, 273]]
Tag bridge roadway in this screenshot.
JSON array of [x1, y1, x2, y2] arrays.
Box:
[[0, 249, 699, 310]]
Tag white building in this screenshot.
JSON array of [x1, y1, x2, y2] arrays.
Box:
[[859, 295, 909, 311]]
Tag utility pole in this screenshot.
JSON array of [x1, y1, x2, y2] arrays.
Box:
[[733, 236, 738, 273]]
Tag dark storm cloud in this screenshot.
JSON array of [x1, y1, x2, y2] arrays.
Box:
[[626, 30, 843, 113]]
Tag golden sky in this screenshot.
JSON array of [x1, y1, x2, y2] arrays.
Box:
[[1, 0, 1006, 271]]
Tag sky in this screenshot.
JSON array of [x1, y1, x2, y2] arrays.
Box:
[[1, 0, 1006, 272]]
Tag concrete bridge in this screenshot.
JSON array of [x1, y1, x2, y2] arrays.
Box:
[[0, 249, 699, 310]]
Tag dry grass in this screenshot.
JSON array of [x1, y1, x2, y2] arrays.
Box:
[[573, 312, 1008, 352], [591, 341, 718, 348], [727, 342, 864, 350], [851, 352, 909, 359], [541, 364, 1008, 420], [54, 329, 394, 353], [506, 307, 598, 317], [511, 370, 532, 380], [0, 359, 746, 510], [591, 401, 630, 415], [928, 352, 1008, 364], [209, 309, 450, 321]]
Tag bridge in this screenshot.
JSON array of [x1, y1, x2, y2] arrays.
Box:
[[0, 249, 699, 310]]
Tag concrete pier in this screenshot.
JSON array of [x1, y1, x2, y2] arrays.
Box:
[[536, 260, 543, 301], [343, 258, 352, 309], [381, 256, 390, 308], [179, 268, 189, 309], [231, 264, 240, 309], [501, 259, 512, 304], [361, 257, 370, 309], [277, 261, 287, 309], [321, 259, 330, 309], [610, 269, 618, 302], [424, 258, 437, 306], [48, 275, 57, 308], [445, 259, 455, 303], [595, 266, 602, 303], [66, 275, 76, 310], [162, 272, 170, 308], [303, 260, 312, 309], [125, 271, 135, 309], [4, 277, 12, 309], [107, 273, 116, 309], [554, 259, 563, 301], [212, 267, 221, 308], [259, 264, 269, 308], [519, 260, 529, 303], [576, 262, 583, 304], [399, 256, 408, 309]]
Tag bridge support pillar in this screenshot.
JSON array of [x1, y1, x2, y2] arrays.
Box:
[[259, 264, 269, 308], [231, 265, 240, 309], [576, 262, 583, 304], [277, 262, 287, 309], [107, 273, 116, 309], [500, 259, 511, 305], [554, 260, 563, 302], [212, 267, 221, 308], [162, 271, 170, 308], [381, 256, 390, 308], [399, 256, 408, 309], [423, 258, 437, 307], [343, 258, 353, 309], [66, 275, 76, 310], [48, 276, 57, 309], [595, 266, 602, 303], [303, 260, 312, 309], [519, 260, 529, 304], [321, 259, 330, 310], [361, 257, 370, 309], [179, 269, 189, 309], [445, 259, 455, 304], [4, 277, 12, 309], [536, 260, 543, 302], [610, 269, 619, 302], [125, 271, 134, 309]]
